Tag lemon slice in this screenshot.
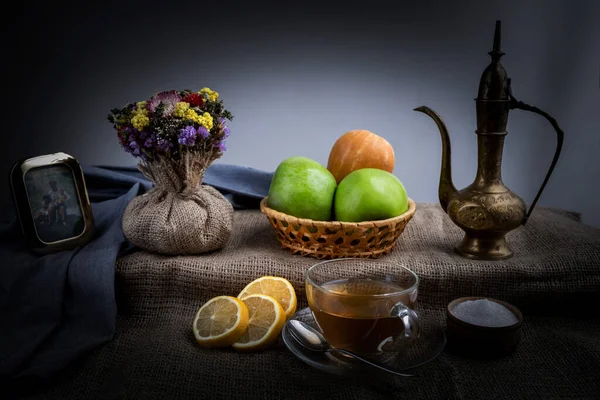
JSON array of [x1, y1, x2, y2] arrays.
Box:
[[237, 276, 297, 319], [232, 294, 286, 352], [193, 296, 249, 348]]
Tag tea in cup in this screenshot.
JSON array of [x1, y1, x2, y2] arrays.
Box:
[[306, 258, 420, 355]]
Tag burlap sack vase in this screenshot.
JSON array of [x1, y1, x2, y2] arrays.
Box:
[[122, 154, 233, 255]]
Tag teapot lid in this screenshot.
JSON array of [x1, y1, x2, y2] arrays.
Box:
[[477, 21, 510, 101]]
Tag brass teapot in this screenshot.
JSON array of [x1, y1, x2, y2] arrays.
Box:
[[414, 21, 564, 260]]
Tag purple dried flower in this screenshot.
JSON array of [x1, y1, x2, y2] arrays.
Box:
[[197, 126, 209, 139], [217, 117, 230, 138], [154, 136, 170, 153], [215, 140, 226, 152], [129, 141, 140, 156], [160, 140, 173, 152], [144, 137, 153, 148], [178, 126, 197, 146], [148, 90, 182, 116]]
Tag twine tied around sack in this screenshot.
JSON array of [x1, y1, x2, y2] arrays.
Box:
[[138, 152, 207, 196]]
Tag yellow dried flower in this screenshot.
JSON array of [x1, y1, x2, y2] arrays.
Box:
[[200, 87, 219, 102], [173, 101, 190, 118], [184, 109, 202, 125], [201, 112, 214, 130], [131, 101, 149, 117], [131, 114, 149, 131]]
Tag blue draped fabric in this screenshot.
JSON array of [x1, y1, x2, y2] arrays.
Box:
[[0, 164, 273, 385]]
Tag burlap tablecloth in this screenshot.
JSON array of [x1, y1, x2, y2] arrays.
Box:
[[18, 204, 600, 399]]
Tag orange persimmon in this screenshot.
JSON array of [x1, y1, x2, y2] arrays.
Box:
[[326, 130, 395, 184]]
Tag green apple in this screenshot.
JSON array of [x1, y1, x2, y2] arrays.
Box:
[[334, 168, 408, 222], [268, 156, 337, 221]]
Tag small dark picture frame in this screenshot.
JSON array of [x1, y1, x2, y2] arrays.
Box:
[[10, 152, 95, 254]]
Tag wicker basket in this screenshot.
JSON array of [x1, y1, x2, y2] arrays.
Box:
[[260, 197, 416, 259]]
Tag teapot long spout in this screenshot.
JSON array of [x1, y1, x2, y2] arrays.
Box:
[[414, 106, 458, 212]]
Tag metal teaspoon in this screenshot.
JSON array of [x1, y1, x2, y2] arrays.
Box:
[[287, 319, 415, 377]]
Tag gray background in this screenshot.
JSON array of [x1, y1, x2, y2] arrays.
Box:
[[3, 0, 599, 227]]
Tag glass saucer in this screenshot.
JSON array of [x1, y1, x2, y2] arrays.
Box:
[[282, 307, 446, 377]]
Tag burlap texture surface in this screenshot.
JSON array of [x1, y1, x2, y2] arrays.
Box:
[[122, 156, 234, 255], [19, 204, 600, 399]]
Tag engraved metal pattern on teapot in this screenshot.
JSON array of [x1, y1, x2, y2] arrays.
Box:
[[447, 192, 526, 232]]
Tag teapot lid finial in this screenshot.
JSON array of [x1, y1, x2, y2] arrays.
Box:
[[476, 20, 510, 105], [489, 20, 505, 61]]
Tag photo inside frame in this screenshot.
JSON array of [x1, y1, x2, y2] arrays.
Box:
[[24, 164, 85, 243]]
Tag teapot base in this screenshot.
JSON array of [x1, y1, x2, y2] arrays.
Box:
[[455, 233, 513, 261]]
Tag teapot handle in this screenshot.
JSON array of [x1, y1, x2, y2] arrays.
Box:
[[507, 78, 564, 225]]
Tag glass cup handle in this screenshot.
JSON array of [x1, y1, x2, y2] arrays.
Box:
[[391, 302, 420, 340], [377, 302, 420, 352]]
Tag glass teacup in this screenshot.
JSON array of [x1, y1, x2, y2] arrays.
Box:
[[306, 258, 420, 355]]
